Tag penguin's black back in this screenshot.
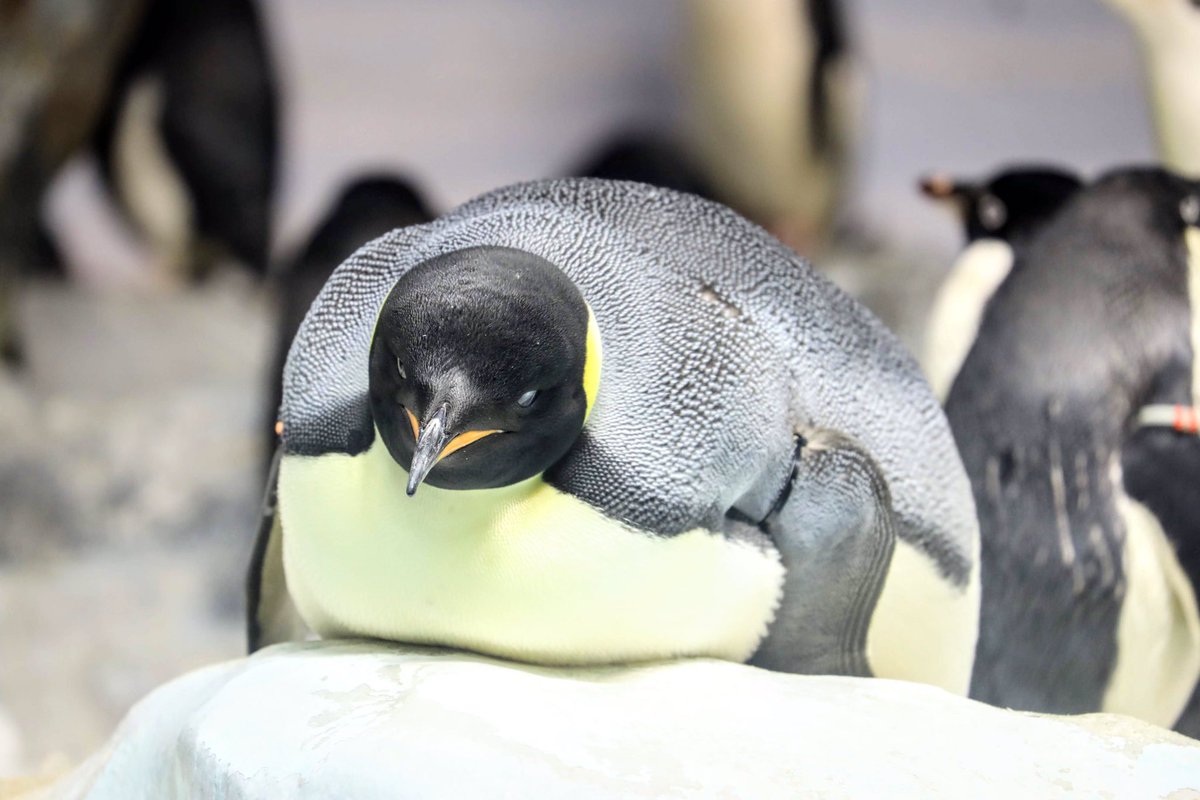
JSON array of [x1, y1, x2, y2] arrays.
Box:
[[948, 167, 1197, 711]]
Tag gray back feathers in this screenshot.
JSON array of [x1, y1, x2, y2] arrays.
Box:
[[282, 178, 975, 583]]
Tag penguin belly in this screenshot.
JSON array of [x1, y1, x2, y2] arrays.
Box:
[[1104, 492, 1200, 726], [279, 437, 785, 666], [866, 538, 980, 697], [113, 76, 195, 281]]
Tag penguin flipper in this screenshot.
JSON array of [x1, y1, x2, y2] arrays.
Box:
[[246, 447, 308, 653], [749, 429, 896, 677]]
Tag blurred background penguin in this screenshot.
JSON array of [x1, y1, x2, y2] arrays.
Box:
[[1098, 0, 1200, 177], [0, 0, 277, 367], [683, 0, 860, 254]]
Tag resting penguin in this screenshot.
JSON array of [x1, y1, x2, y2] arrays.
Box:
[[247, 179, 980, 692], [919, 167, 1082, 398], [946, 167, 1200, 729], [1098, 0, 1200, 177]]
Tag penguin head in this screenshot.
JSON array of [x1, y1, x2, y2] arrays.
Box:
[[920, 167, 1082, 243], [1083, 167, 1200, 239], [368, 246, 600, 495]]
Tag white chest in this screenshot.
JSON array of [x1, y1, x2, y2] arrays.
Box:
[[923, 239, 1014, 400], [278, 440, 784, 666]]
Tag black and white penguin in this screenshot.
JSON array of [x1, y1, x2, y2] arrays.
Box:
[[92, 0, 278, 279], [681, 0, 859, 252], [945, 167, 1200, 729], [1099, 0, 1200, 177], [248, 179, 980, 694], [919, 167, 1082, 398], [0, 0, 277, 367], [264, 175, 434, 466]]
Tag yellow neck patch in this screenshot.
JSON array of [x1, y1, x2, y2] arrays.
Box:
[[583, 305, 603, 421]]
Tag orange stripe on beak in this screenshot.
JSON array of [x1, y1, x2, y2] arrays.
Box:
[[439, 429, 502, 460], [405, 407, 421, 439]]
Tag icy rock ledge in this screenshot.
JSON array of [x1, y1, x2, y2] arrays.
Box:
[[27, 641, 1200, 799]]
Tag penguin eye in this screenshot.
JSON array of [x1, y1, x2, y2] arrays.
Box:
[[396, 358, 407, 380], [1181, 195, 1200, 227], [516, 389, 538, 408], [978, 194, 1008, 232]]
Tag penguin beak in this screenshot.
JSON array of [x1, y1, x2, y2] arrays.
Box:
[[919, 173, 964, 201], [405, 403, 504, 496], [407, 403, 449, 496], [919, 174, 972, 223]]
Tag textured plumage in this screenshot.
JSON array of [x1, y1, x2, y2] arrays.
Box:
[[945, 167, 1200, 729], [253, 178, 979, 691], [263, 175, 433, 467]]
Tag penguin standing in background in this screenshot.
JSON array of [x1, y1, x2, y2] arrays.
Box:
[[919, 167, 1082, 398], [249, 179, 981, 694], [682, 0, 860, 253], [0, 0, 277, 367], [1098, 0, 1200, 177], [945, 167, 1200, 730], [92, 0, 279, 280], [263, 175, 434, 466], [0, 0, 149, 367]]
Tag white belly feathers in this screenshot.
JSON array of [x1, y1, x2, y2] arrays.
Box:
[[923, 238, 1014, 400], [279, 437, 785, 666]]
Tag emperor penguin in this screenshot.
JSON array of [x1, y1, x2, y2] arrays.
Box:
[[681, 0, 860, 253], [919, 167, 1082, 398], [1098, 0, 1200, 177], [248, 179, 981, 693], [945, 167, 1200, 730]]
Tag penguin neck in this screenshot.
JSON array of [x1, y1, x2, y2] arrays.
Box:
[[924, 237, 1014, 400]]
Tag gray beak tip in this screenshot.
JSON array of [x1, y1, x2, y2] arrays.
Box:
[[405, 402, 449, 496]]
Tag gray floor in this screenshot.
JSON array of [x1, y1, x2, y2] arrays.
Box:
[[1, 0, 1155, 774]]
